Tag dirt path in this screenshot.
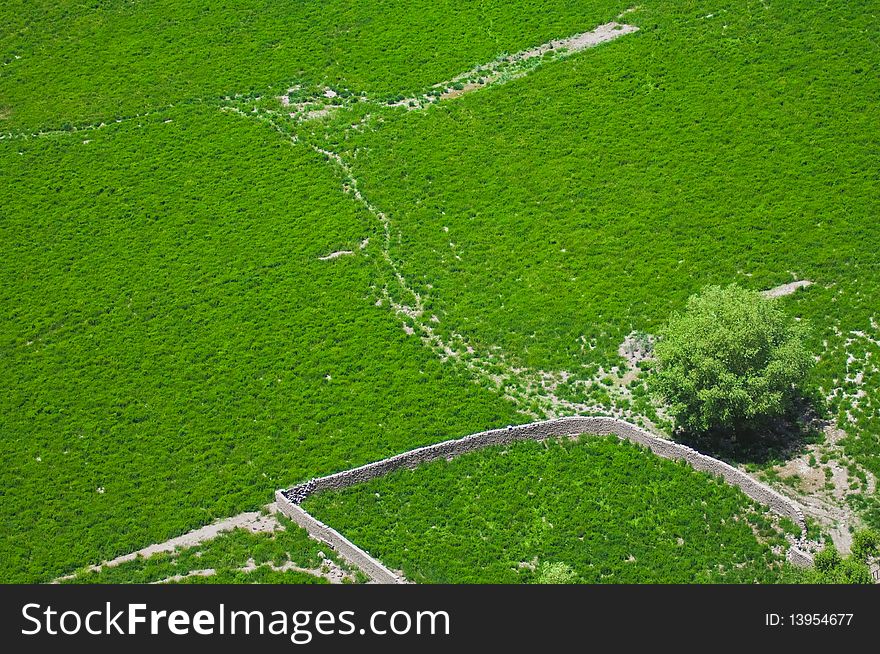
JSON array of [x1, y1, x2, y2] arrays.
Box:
[[318, 250, 354, 261], [0, 104, 179, 141], [152, 556, 355, 585], [54, 507, 281, 582], [222, 18, 663, 425]]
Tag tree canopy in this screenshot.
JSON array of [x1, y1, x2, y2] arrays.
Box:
[[651, 284, 812, 434]]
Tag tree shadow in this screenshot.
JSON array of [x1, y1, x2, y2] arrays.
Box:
[[674, 397, 827, 467]]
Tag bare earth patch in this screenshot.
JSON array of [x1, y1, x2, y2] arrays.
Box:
[[762, 280, 813, 299], [618, 331, 655, 368], [772, 424, 876, 553], [518, 22, 639, 60], [318, 250, 354, 261]]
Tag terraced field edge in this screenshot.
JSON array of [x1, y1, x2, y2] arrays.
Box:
[[277, 416, 816, 582]]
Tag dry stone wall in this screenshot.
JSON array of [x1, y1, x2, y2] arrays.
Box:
[[277, 416, 814, 582], [275, 491, 402, 584]]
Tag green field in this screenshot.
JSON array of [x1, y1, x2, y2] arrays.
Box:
[[295, 0, 880, 513], [0, 104, 520, 582], [328, 0, 879, 402], [2, 0, 878, 583], [304, 436, 797, 583], [1, 0, 630, 129]]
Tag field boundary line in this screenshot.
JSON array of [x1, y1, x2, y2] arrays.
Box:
[[277, 416, 815, 583], [274, 493, 404, 584]]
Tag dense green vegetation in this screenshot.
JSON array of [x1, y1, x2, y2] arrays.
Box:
[[0, 0, 630, 130], [304, 436, 796, 583], [2, 0, 877, 584], [63, 515, 359, 584], [336, 0, 878, 373], [0, 104, 520, 582], [796, 529, 879, 585], [321, 0, 879, 520], [651, 284, 811, 433]]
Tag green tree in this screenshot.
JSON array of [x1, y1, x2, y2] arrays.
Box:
[[849, 528, 879, 562], [802, 533, 877, 584], [651, 284, 811, 434]]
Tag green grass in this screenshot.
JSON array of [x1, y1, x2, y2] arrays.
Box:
[[304, 435, 793, 583], [336, 0, 878, 369], [314, 0, 880, 507], [0, 103, 521, 582], [63, 515, 354, 584], [0, 0, 630, 130], [2, 0, 878, 583]]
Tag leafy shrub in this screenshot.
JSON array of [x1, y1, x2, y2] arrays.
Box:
[[650, 284, 812, 434], [813, 546, 841, 572], [534, 561, 577, 584], [805, 543, 874, 584], [849, 529, 879, 562]]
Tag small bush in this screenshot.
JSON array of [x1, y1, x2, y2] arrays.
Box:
[[534, 561, 577, 584], [850, 529, 879, 562]]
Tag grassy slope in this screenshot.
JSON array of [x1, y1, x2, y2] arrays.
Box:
[[336, 1, 880, 494], [0, 0, 643, 584], [0, 0, 630, 130], [2, 0, 877, 582], [345, 0, 879, 369], [305, 436, 795, 583], [0, 105, 521, 582]]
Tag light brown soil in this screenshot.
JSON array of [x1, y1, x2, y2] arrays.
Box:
[[152, 556, 355, 585], [762, 280, 813, 298], [771, 425, 876, 553]]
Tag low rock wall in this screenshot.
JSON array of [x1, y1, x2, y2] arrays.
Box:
[[278, 416, 815, 580]]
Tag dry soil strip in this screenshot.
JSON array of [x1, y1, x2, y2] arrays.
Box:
[[762, 280, 813, 298], [152, 557, 355, 585], [318, 250, 354, 261], [53, 507, 281, 582], [0, 104, 180, 141]]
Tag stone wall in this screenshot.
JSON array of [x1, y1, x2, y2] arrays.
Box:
[[277, 416, 815, 582], [275, 491, 402, 584]]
